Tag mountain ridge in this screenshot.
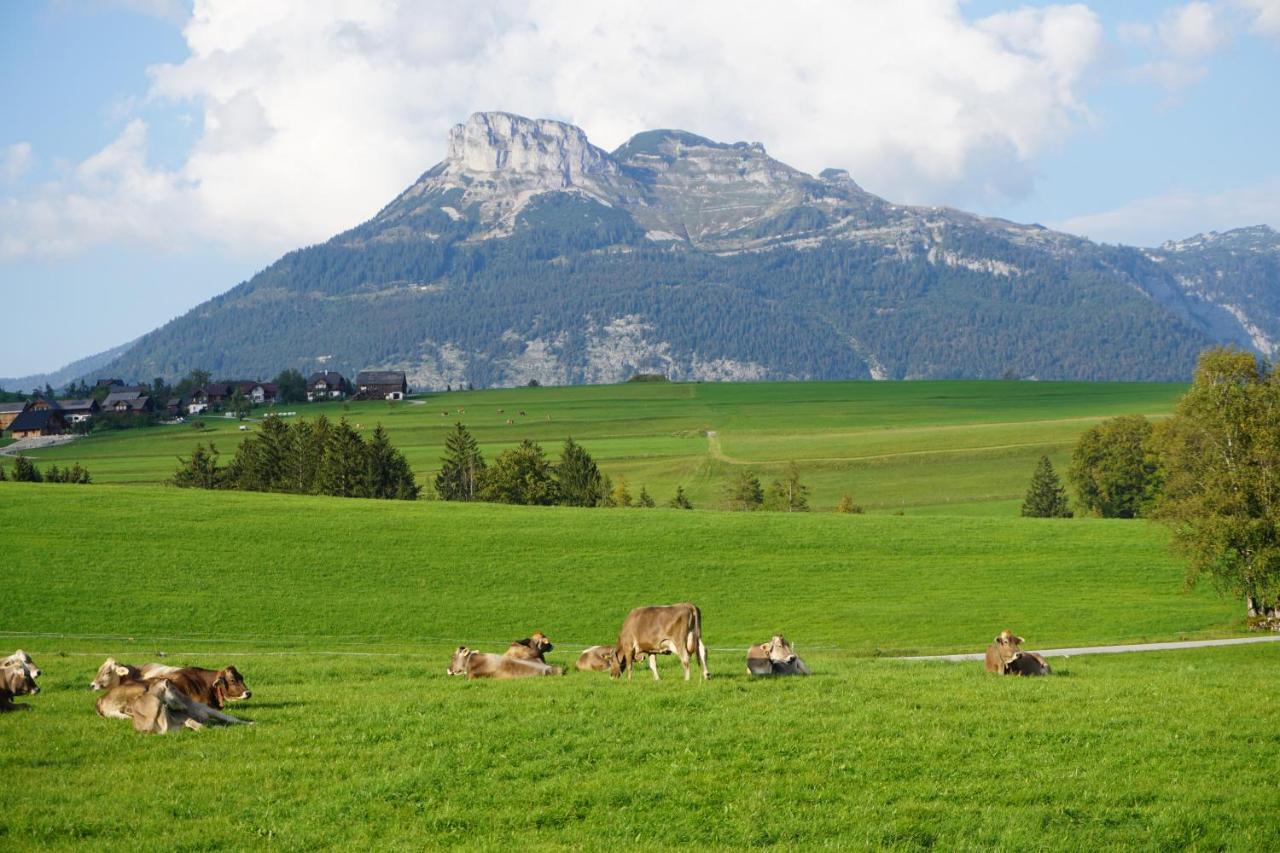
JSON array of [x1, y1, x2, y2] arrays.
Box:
[[75, 112, 1279, 388]]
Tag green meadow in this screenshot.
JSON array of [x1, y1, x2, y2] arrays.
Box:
[[3, 482, 1277, 849], [23, 379, 1185, 514]]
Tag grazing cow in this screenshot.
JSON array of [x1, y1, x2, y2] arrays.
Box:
[[96, 679, 251, 734], [575, 645, 617, 672], [518, 411, 526, 417], [497, 409, 504, 414], [2, 649, 40, 678], [610, 603, 710, 681], [446, 647, 564, 679], [504, 632, 553, 662], [90, 658, 181, 691], [746, 635, 811, 676], [1006, 650, 1052, 676], [1, 663, 40, 711]]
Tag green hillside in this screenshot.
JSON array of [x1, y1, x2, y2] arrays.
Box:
[[24, 379, 1185, 514]]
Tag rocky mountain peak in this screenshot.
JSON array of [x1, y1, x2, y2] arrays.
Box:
[[444, 112, 619, 186]]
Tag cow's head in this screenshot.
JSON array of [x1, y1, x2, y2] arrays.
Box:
[[216, 666, 252, 702], [2, 663, 39, 697], [90, 658, 131, 691], [761, 635, 798, 666], [608, 647, 626, 678], [446, 646, 472, 676], [529, 632, 553, 655], [3, 650, 40, 679], [990, 630, 1024, 671]]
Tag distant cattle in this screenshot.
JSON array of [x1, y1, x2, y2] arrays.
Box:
[[746, 635, 811, 676], [575, 645, 617, 672], [0, 662, 40, 711], [446, 647, 565, 679], [518, 411, 526, 416], [2, 649, 40, 678], [505, 418, 514, 425], [985, 630, 1050, 675], [96, 679, 251, 734], [505, 632, 553, 662], [611, 603, 709, 681]]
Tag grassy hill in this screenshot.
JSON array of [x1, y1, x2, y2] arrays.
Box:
[[23, 379, 1185, 514], [0, 483, 1272, 848]]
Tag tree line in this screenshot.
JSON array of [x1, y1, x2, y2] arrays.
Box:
[[0, 456, 91, 483], [1021, 348, 1279, 622], [173, 415, 418, 500]]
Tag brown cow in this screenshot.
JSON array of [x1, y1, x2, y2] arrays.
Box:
[[610, 603, 709, 681], [90, 658, 183, 691], [504, 632, 553, 662], [2, 649, 41, 678], [746, 635, 811, 676], [96, 679, 251, 733], [575, 645, 617, 672], [1, 663, 40, 711], [985, 629, 1024, 674], [446, 647, 565, 679], [1006, 650, 1052, 676]]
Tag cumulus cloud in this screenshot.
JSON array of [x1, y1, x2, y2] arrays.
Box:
[[3, 0, 1106, 259], [2, 143, 33, 182], [1236, 0, 1280, 37], [1053, 180, 1280, 247], [1158, 2, 1228, 56]]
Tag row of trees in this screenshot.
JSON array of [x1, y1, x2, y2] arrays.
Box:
[[1022, 349, 1279, 621], [0, 456, 91, 483], [173, 415, 418, 500]]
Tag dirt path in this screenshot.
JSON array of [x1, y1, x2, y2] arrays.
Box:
[[0, 435, 80, 456], [900, 634, 1280, 662]]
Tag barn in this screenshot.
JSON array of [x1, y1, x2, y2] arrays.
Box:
[[354, 371, 408, 401]]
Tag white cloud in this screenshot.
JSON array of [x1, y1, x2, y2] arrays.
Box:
[[2, 0, 1106, 259], [1053, 181, 1280, 247], [2, 143, 33, 182], [1236, 0, 1280, 37], [1158, 2, 1228, 57]]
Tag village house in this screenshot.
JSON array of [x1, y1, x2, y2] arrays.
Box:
[[0, 401, 30, 431], [58, 399, 100, 424], [307, 371, 350, 401], [354, 370, 408, 401], [101, 390, 152, 414], [94, 378, 125, 390], [7, 407, 67, 438], [245, 382, 278, 405]]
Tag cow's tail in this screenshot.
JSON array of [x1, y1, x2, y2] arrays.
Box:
[[687, 605, 702, 654]]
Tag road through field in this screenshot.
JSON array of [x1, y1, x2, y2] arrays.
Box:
[[902, 634, 1280, 661]]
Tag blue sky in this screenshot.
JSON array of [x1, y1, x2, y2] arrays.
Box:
[[2, 0, 1278, 379]]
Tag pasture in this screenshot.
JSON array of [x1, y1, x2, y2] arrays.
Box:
[[3, 483, 1276, 848], [22, 379, 1186, 514]]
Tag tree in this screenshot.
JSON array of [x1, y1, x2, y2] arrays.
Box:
[[668, 486, 693, 509], [230, 387, 252, 420], [1021, 455, 1072, 518], [725, 469, 763, 511], [274, 368, 308, 404], [637, 486, 655, 508], [436, 423, 485, 501], [364, 424, 419, 500], [0, 462, 5, 481], [609, 477, 633, 507], [1068, 415, 1160, 518], [45, 464, 61, 483], [834, 494, 864, 514], [1152, 349, 1280, 619], [172, 443, 222, 489], [11, 456, 41, 482], [317, 420, 367, 497], [479, 439, 557, 505], [765, 462, 810, 512], [554, 438, 607, 507]]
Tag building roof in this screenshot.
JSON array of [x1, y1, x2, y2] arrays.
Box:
[[356, 370, 407, 386], [102, 390, 144, 407], [95, 378, 124, 388], [105, 395, 150, 411], [308, 371, 347, 386], [0, 402, 29, 414], [8, 408, 64, 432], [58, 399, 98, 413]]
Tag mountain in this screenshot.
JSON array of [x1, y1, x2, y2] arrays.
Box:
[[2, 340, 137, 394], [86, 112, 1277, 387]]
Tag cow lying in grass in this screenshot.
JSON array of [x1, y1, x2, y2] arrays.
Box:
[[504, 632, 554, 662], [96, 678, 252, 734], [1, 660, 40, 711], [447, 646, 565, 679], [575, 645, 617, 672], [746, 635, 811, 676], [2, 649, 41, 679], [90, 658, 253, 708], [985, 630, 1052, 676]]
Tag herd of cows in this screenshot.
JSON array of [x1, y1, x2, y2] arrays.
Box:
[[0, 605, 1050, 733]]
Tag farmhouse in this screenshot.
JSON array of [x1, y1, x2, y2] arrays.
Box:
[[95, 378, 125, 389], [244, 382, 278, 405], [307, 371, 350, 401], [29, 396, 60, 412], [355, 370, 408, 401], [101, 391, 152, 414], [59, 399, 100, 424], [0, 401, 30, 431], [8, 407, 67, 438]]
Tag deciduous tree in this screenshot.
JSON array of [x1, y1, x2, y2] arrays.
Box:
[[1069, 415, 1160, 518]]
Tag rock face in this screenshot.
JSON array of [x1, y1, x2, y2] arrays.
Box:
[[87, 112, 1279, 388]]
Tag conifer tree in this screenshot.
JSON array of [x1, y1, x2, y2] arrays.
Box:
[[172, 443, 221, 489], [554, 437, 607, 507], [45, 464, 62, 483], [11, 456, 41, 482], [610, 477, 633, 507], [317, 419, 367, 497], [0, 461, 6, 481], [1021, 455, 1072, 518], [668, 485, 693, 509], [436, 422, 485, 501], [637, 485, 655, 507], [364, 424, 419, 500], [725, 469, 763, 511], [834, 494, 863, 514]]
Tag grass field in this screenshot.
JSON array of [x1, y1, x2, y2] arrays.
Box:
[[3, 482, 1276, 848], [20, 380, 1186, 514]]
